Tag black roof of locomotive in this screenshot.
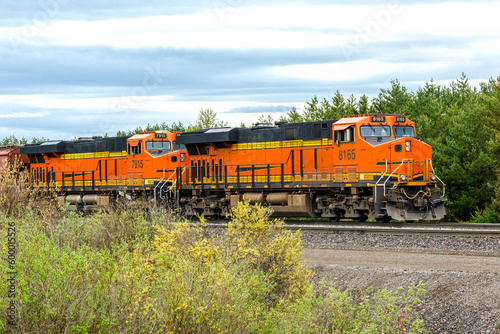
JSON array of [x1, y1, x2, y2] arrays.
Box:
[[176, 127, 239, 144], [176, 119, 338, 146], [20, 136, 129, 155]]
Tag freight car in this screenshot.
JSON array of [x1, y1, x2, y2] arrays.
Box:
[[173, 114, 446, 222], [0, 145, 29, 169]]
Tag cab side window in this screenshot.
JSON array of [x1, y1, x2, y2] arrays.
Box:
[[128, 141, 142, 155], [334, 127, 355, 145]]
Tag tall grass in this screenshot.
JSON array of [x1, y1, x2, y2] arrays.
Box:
[[0, 160, 428, 333]]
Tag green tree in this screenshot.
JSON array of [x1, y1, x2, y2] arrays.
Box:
[[280, 106, 303, 123], [302, 95, 324, 121], [401, 75, 497, 221], [324, 90, 347, 120], [168, 121, 187, 132], [189, 108, 228, 131], [30, 137, 49, 144], [1, 135, 28, 145], [345, 94, 358, 115], [357, 94, 370, 114], [372, 79, 411, 114], [255, 114, 274, 125], [473, 77, 500, 221]]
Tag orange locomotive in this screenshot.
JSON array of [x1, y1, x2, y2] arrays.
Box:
[[174, 114, 446, 221], [20, 114, 445, 221], [20, 131, 187, 211]]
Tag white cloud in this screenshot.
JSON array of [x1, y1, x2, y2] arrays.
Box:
[[406, 78, 491, 88], [0, 94, 299, 128], [392, 2, 500, 37], [471, 39, 500, 54], [2, 2, 498, 50], [0, 111, 50, 118], [273, 60, 448, 81]]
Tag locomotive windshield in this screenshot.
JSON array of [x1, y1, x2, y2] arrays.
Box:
[[393, 126, 415, 137], [146, 140, 171, 156], [360, 125, 391, 137]]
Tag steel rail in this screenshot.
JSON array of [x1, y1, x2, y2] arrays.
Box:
[[202, 220, 500, 238], [282, 220, 500, 230], [283, 225, 500, 238]]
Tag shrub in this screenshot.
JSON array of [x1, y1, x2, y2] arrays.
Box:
[[471, 207, 500, 224], [260, 282, 427, 333], [226, 201, 311, 302], [0, 159, 31, 217], [0, 199, 428, 333]]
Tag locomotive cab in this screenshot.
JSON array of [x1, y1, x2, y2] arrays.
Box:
[[126, 131, 187, 200], [351, 115, 445, 221]]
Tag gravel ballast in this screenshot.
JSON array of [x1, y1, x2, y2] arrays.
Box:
[[300, 231, 500, 333]]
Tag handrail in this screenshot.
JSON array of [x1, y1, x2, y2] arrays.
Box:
[[28, 156, 125, 184], [168, 167, 186, 192], [185, 162, 287, 188], [429, 160, 446, 197], [154, 168, 166, 202], [374, 159, 388, 203], [159, 170, 176, 199], [29, 157, 125, 190], [383, 158, 410, 194]]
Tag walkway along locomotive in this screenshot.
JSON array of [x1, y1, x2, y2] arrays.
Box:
[[20, 114, 446, 222]]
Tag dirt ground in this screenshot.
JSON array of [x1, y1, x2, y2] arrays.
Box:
[[303, 248, 500, 333]]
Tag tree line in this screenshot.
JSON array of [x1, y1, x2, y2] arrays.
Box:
[[2, 73, 499, 222]]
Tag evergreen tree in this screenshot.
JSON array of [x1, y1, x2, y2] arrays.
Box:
[[281, 106, 303, 123], [345, 94, 358, 115], [357, 95, 369, 114], [372, 79, 411, 114], [256, 114, 274, 125], [188, 108, 228, 131], [302, 95, 324, 121]]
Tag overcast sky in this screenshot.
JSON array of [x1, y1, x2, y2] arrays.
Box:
[[1, 0, 499, 140]]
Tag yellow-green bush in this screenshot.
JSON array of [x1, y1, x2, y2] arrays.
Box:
[[226, 202, 311, 301]]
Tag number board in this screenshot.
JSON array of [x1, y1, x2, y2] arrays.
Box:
[[396, 116, 406, 122], [371, 116, 385, 122], [155, 133, 167, 138]]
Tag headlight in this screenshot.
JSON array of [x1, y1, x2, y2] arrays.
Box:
[[400, 174, 407, 181], [405, 141, 411, 152], [430, 174, 436, 181]]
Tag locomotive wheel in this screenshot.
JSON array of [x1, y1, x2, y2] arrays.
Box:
[[353, 213, 368, 223], [375, 215, 391, 223]]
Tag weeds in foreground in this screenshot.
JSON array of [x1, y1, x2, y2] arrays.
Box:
[[0, 203, 427, 333], [0, 161, 427, 333]]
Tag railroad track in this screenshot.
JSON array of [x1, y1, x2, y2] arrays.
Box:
[[204, 220, 500, 238]]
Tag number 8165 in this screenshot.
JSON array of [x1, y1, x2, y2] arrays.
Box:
[[338, 149, 355, 160]]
